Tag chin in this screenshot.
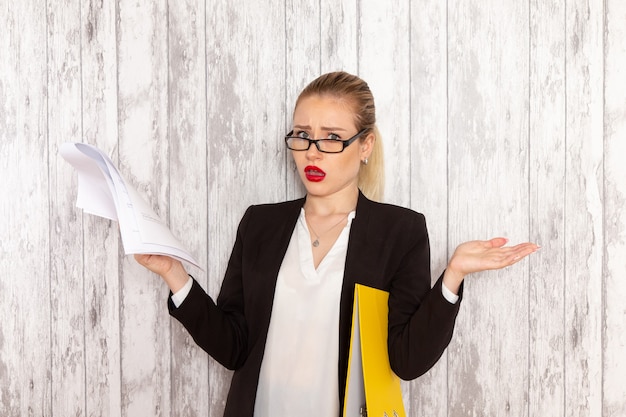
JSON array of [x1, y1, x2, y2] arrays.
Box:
[[302, 182, 330, 196]]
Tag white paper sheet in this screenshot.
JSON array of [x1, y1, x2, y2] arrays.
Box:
[[60, 142, 202, 270]]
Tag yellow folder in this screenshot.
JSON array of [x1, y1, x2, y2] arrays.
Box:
[[343, 284, 406, 417]]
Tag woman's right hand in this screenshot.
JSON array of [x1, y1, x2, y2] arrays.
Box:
[[134, 254, 190, 293]]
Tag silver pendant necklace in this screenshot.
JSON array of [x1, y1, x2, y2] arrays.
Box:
[[306, 213, 349, 248]]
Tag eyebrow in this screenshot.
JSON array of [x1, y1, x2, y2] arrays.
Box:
[[293, 125, 348, 132]]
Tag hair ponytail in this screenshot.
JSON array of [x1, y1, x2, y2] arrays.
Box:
[[357, 125, 384, 201]]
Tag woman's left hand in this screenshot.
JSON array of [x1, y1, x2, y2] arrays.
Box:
[[443, 237, 540, 294]]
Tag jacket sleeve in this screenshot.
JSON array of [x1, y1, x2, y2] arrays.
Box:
[[168, 207, 253, 370], [386, 213, 463, 380]]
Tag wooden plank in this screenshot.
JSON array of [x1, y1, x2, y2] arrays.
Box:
[[47, 1, 87, 415], [116, 1, 171, 415], [204, 2, 286, 414], [320, 0, 358, 75], [358, 1, 411, 207], [603, 1, 626, 415], [80, 0, 123, 415], [447, 1, 530, 415], [528, 1, 566, 415], [168, 0, 209, 416], [0, 1, 51, 416], [285, 0, 321, 200], [564, 0, 604, 415], [408, 1, 449, 415]]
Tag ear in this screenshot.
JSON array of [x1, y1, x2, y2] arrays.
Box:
[[359, 132, 375, 160]]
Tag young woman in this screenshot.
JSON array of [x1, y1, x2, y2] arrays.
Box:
[[135, 71, 538, 416]]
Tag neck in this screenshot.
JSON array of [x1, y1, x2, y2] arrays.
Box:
[[304, 188, 359, 216]]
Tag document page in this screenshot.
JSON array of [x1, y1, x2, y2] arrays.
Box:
[[60, 142, 202, 270]]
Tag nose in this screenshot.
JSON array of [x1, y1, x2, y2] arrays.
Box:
[[305, 140, 323, 161]]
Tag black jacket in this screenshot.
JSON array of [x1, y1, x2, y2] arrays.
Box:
[[169, 192, 463, 416]]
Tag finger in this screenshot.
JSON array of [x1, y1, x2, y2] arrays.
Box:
[[493, 242, 538, 256], [134, 253, 148, 263], [508, 242, 540, 250], [481, 244, 538, 269], [509, 244, 540, 262], [487, 237, 509, 248], [512, 242, 540, 254]]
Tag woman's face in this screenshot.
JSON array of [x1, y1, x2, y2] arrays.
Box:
[[290, 94, 373, 200]]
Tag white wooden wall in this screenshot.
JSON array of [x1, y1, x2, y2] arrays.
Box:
[[1, 1, 625, 416]]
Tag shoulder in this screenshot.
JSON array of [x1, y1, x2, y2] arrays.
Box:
[[242, 197, 304, 219], [357, 193, 426, 228], [354, 193, 428, 248], [236, 197, 304, 234], [366, 199, 424, 219]]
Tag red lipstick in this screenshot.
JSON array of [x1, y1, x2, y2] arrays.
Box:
[[304, 165, 326, 182]]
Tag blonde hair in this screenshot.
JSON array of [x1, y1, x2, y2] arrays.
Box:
[[294, 71, 385, 201]]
